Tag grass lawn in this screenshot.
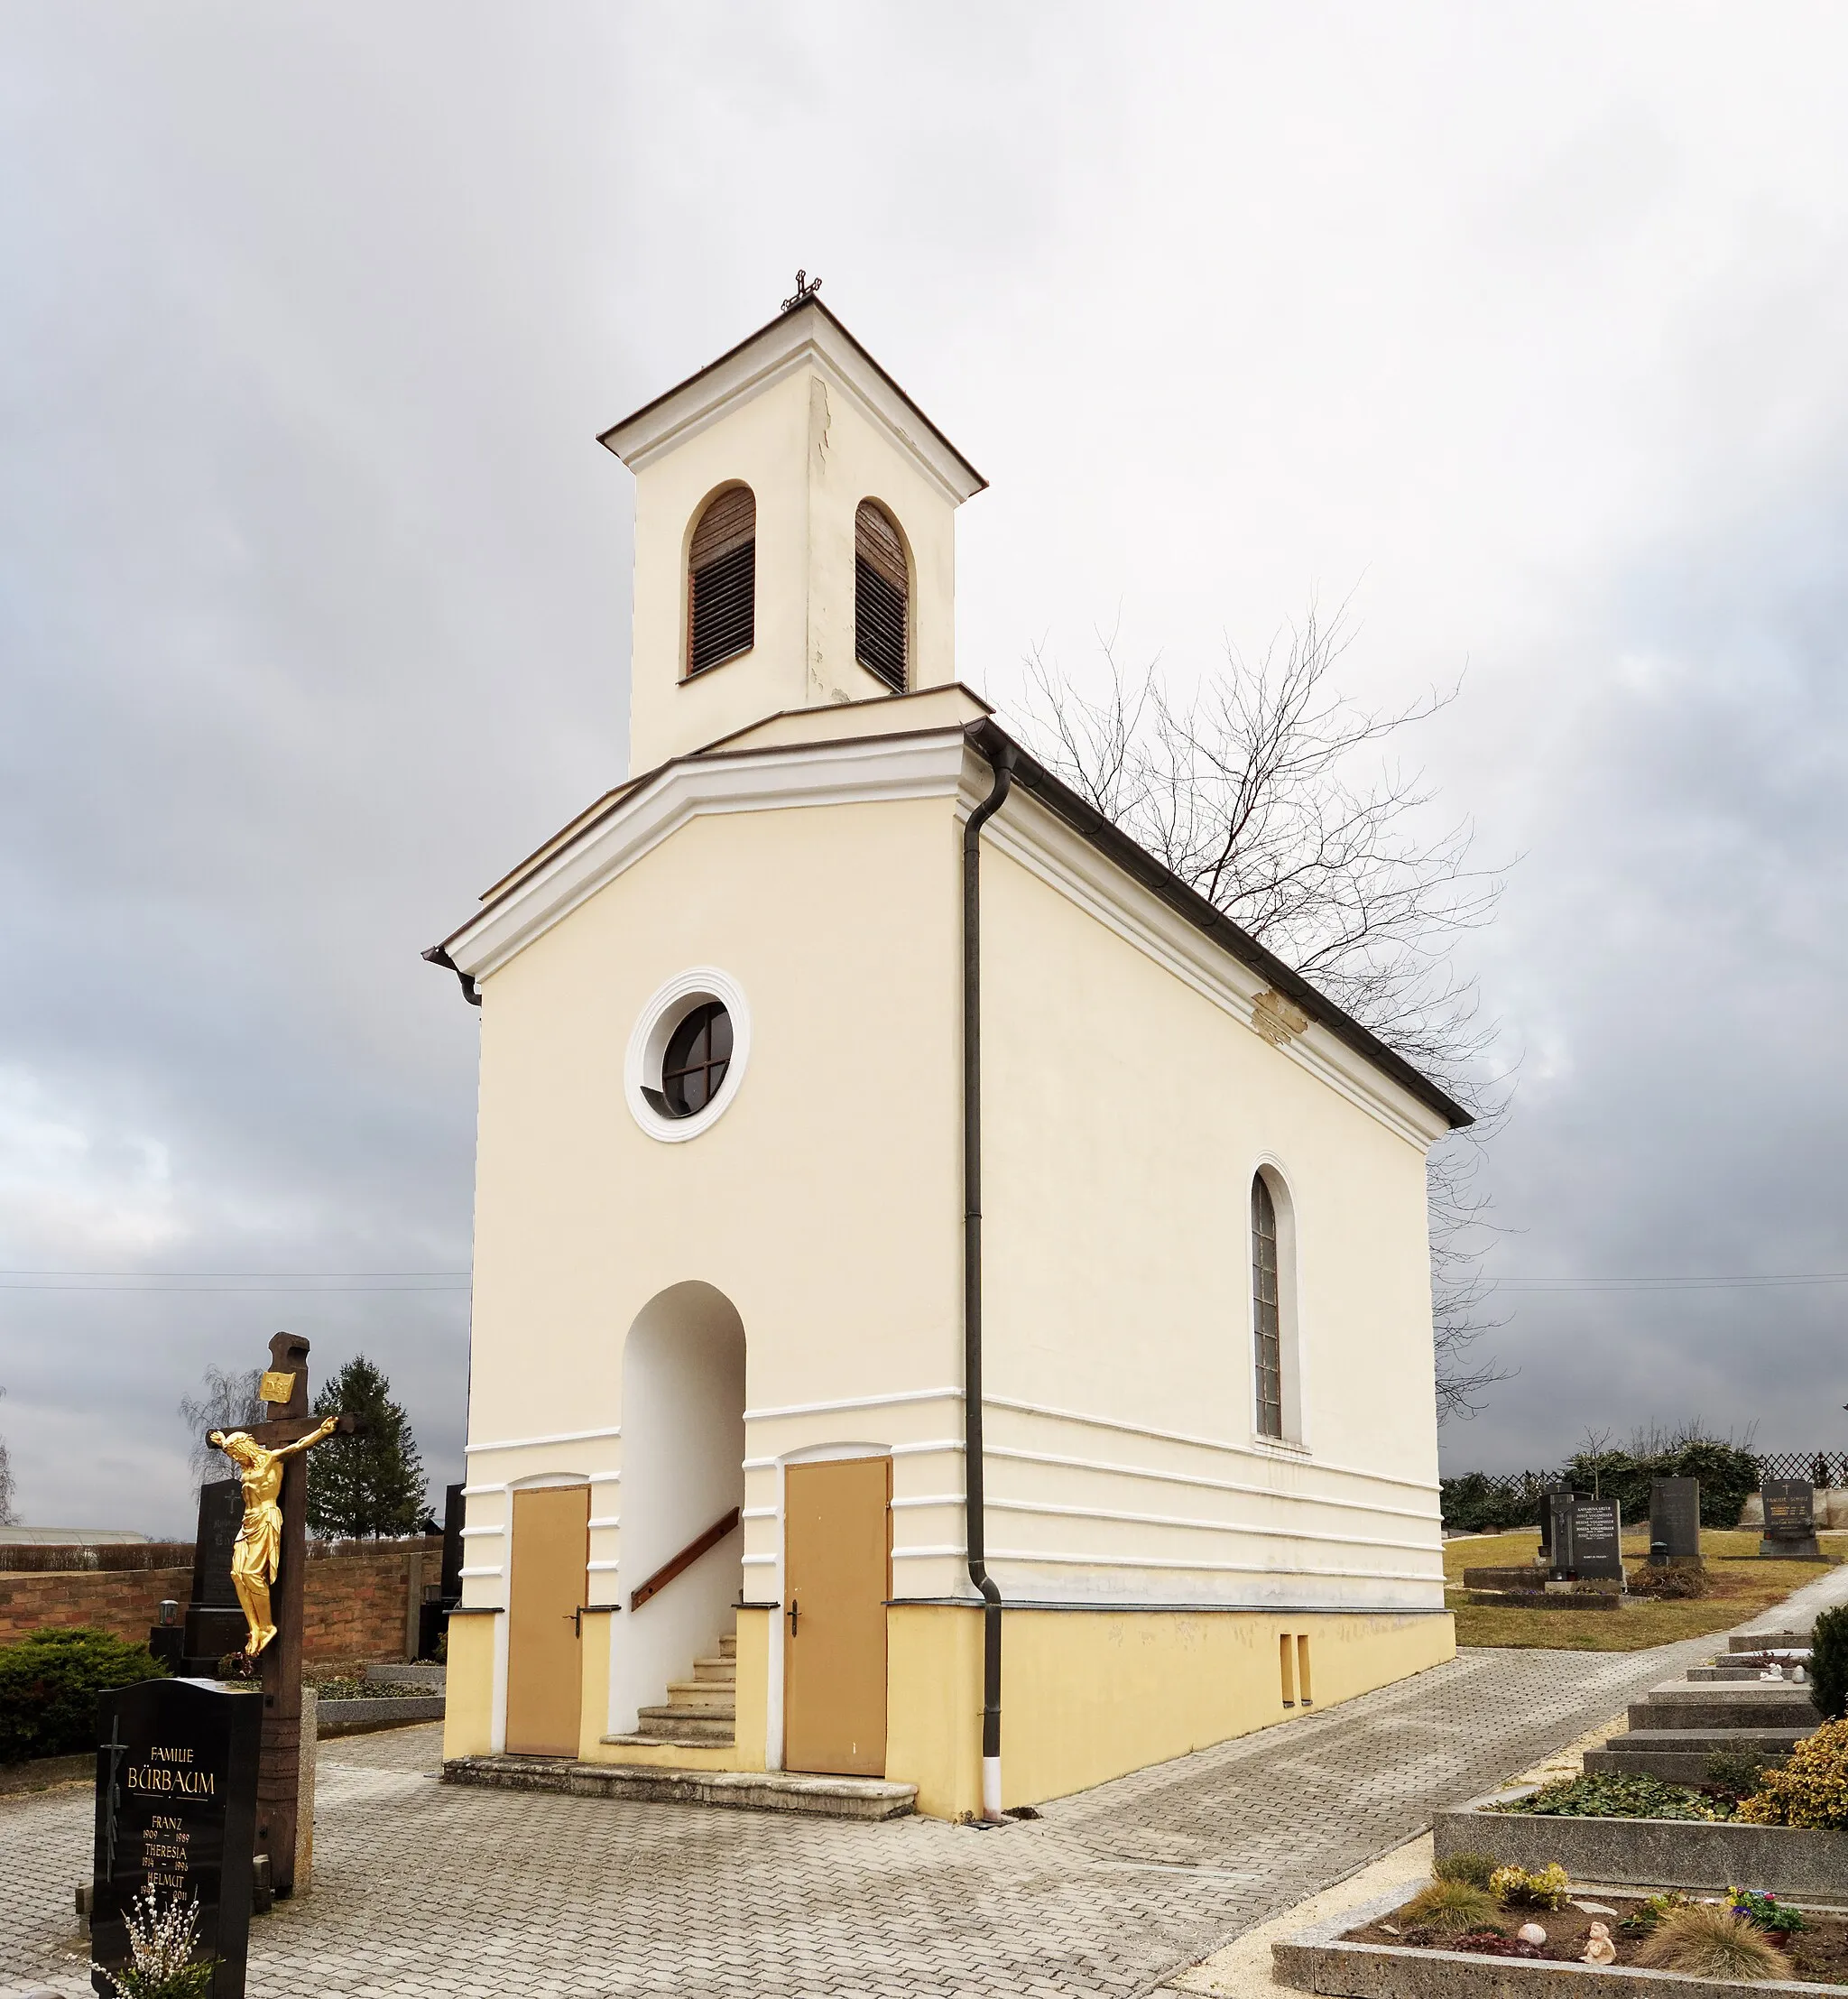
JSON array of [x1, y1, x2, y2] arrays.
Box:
[[1443, 1527, 1847, 1651]]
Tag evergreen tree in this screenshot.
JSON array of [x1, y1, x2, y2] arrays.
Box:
[[306, 1356, 427, 1539]]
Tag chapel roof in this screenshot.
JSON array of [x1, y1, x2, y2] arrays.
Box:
[[596, 292, 987, 504]]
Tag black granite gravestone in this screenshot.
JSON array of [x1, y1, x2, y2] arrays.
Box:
[[1649, 1476, 1702, 1565], [1544, 1489, 1577, 1575], [1569, 1497, 1624, 1580], [159, 1481, 247, 1675], [1760, 1477, 1821, 1559], [91, 1677, 260, 1999]]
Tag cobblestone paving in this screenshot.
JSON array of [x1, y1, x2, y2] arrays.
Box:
[[0, 1636, 1719, 1999]]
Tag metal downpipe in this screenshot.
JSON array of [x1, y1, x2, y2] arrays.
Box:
[[963, 742, 1013, 1822]]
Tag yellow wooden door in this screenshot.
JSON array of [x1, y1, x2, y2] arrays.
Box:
[[505, 1485, 588, 1756], [783, 1457, 891, 1776]]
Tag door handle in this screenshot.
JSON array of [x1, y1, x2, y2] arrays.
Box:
[[567, 1607, 584, 1637], [786, 1597, 799, 1638]]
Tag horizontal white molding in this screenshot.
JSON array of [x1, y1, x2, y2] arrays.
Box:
[[741, 1506, 777, 1521], [743, 1385, 960, 1423], [465, 1423, 621, 1454], [984, 1443, 1438, 1524], [985, 1395, 1439, 1496], [890, 1543, 1439, 1585], [990, 1548, 1442, 1584], [890, 1493, 1434, 1554], [587, 1515, 620, 1531], [459, 1483, 505, 1499], [457, 1524, 504, 1539], [457, 1565, 504, 1579], [741, 1553, 775, 1567], [587, 1559, 621, 1573], [592, 1471, 621, 1485]]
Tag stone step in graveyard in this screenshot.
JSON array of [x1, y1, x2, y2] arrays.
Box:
[[1625, 1687, 1817, 1733], [1687, 1661, 1810, 1682], [1585, 1726, 1813, 1784], [440, 1754, 916, 1820], [1729, 1629, 1815, 1652]]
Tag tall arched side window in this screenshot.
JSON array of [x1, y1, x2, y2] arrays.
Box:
[[1252, 1174, 1284, 1439], [854, 499, 908, 691], [687, 486, 755, 676]]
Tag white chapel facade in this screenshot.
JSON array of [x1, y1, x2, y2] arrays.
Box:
[[430, 292, 1465, 1820]]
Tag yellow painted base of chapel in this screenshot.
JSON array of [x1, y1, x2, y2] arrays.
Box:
[[443, 1602, 1452, 1819]]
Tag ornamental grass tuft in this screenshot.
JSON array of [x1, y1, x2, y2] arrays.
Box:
[[1736, 1717, 1848, 1829], [1400, 1879, 1502, 1938], [1434, 1849, 1498, 1889], [1634, 1904, 1791, 1982]]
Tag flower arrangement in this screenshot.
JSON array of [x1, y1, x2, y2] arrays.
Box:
[[95, 1886, 215, 1999], [1727, 1886, 1807, 1936]]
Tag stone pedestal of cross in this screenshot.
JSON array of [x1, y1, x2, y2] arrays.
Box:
[[211, 1331, 356, 1897]]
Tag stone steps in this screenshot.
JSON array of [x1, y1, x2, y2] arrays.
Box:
[[620, 1617, 740, 1748], [1625, 1692, 1816, 1733], [1585, 1731, 1814, 1785], [442, 1755, 916, 1821]]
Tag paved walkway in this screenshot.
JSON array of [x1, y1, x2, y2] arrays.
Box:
[[0, 1634, 1723, 1999]]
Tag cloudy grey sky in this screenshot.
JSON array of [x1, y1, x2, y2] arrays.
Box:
[[4, 5, 1845, 1534]]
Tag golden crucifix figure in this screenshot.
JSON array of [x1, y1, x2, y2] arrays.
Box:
[[209, 1416, 339, 1658]]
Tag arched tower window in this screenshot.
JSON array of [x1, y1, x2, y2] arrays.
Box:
[[1252, 1173, 1284, 1438], [687, 486, 755, 676], [855, 499, 908, 691]]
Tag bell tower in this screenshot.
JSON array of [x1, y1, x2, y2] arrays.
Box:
[[599, 284, 987, 776]]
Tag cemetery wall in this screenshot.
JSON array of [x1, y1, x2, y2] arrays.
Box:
[[0, 1536, 441, 1660]]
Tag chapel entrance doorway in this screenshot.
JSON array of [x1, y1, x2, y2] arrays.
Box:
[[782, 1456, 891, 1776], [613, 1282, 746, 1738], [505, 1485, 589, 1755]]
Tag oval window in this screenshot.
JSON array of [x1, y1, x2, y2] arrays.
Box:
[[659, 1001, 733, 1117]]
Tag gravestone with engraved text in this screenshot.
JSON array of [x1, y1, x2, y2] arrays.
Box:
[[1649, 1476, 1702, 1566], [91, 1677, 259, 1999], [1760, 1477, 1821, 1559]]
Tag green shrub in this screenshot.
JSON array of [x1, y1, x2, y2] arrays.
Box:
[[1705, 1747, 1775, 1800], [1400, 1879, 1502, 1938], [1434, 1849, 1498, 1889], [0, 1626, 168, 1763], [1620, 1891, 1690, 1936], [1493, 1772, 1729, 1820], [1635, 1904, 1789, 1981], [1737, 1717, 1848, 1828], [1490, 1862, 1570, 1910], [1810, 1605, 1848, 1722]]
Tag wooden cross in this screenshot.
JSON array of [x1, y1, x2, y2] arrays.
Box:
[[205, 1332, 356, 1898]]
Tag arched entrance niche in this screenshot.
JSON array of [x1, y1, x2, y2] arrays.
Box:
[[610, 1281, 746, 1735]]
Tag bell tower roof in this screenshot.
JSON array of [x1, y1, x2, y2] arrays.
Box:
[[597, 292, 986, 506]]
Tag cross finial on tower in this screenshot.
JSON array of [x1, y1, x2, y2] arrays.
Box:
[[781, 269, 822, 312]]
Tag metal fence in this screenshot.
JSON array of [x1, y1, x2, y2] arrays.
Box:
[[1440, 1452, 1848, 1532]]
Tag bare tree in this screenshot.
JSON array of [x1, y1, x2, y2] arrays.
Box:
[[0, 1387, 15, 1528], [178, 1364, 265, 1495], [1012, 599, 1513, 1421]]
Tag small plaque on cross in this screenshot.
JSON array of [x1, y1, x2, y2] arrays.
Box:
[[259, 1370, 297, 1406]]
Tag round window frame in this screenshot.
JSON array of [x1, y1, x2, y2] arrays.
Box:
[[624, 967, 752, 1143]]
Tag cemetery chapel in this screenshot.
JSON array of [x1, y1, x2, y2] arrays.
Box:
[[428, 291, 1470, 1819]]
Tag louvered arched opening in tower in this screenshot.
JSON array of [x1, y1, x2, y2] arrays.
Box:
[[687, 486, 756, 676], [855, 500, 909, 692]]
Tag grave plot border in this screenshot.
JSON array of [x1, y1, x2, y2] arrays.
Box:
[[1434, 1784, 1848, 1898], [1273, 1884, 1848, 1999]]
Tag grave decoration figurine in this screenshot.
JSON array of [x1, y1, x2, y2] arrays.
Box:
[[208, 1415, 338, 1661]]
